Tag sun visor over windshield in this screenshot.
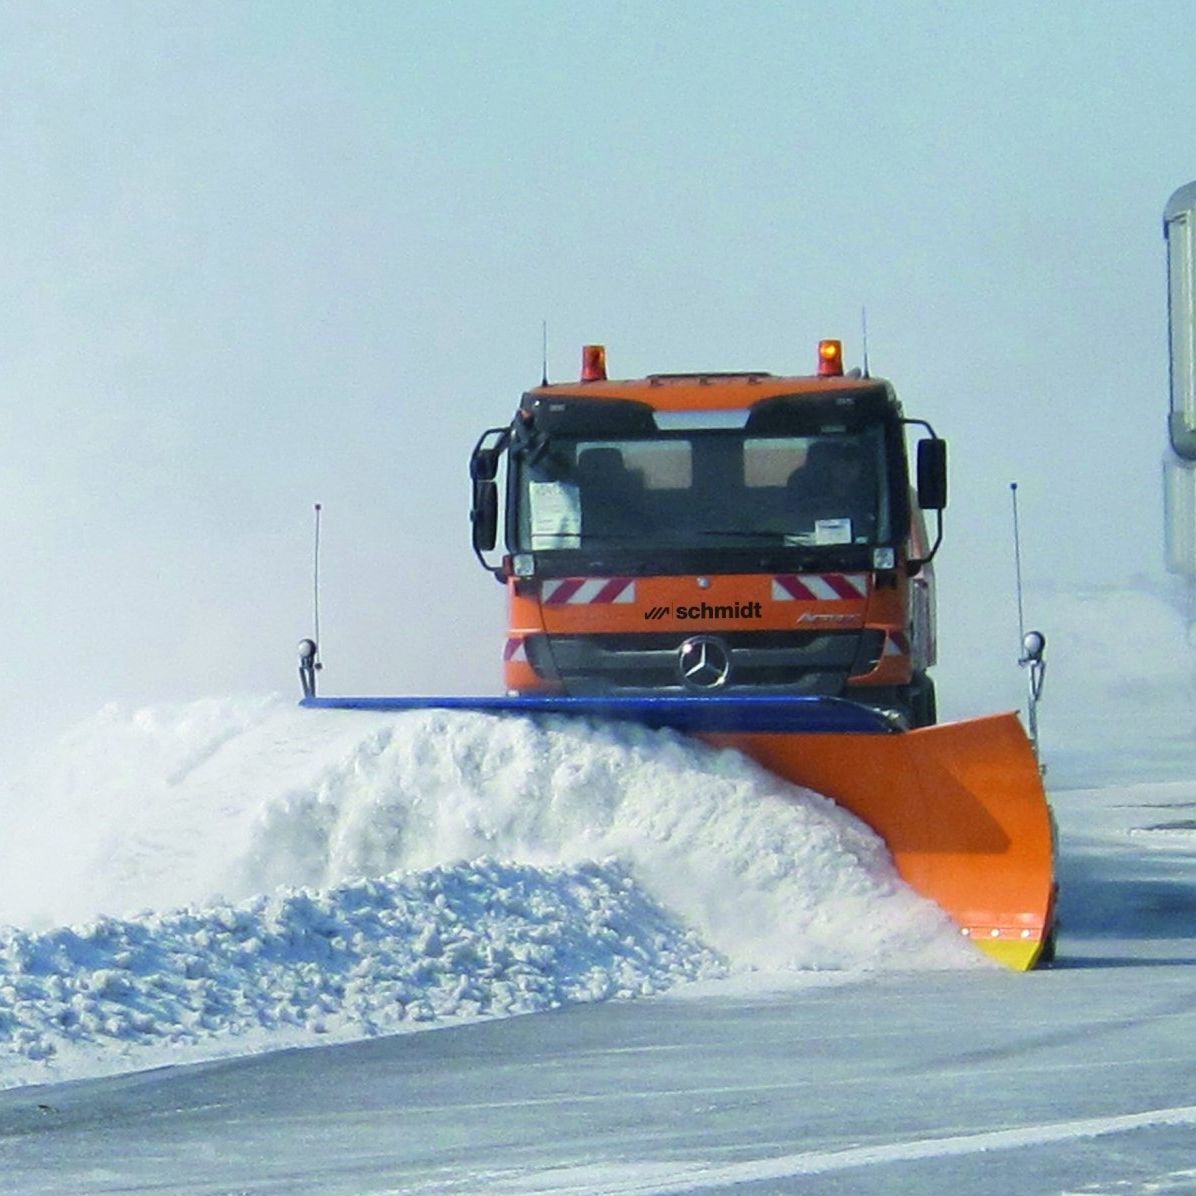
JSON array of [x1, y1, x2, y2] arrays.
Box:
[[520, 393, 658, 436], [746, 386, 893, 434]]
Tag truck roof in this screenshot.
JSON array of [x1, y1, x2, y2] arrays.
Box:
[[524, 372, 892, 414]]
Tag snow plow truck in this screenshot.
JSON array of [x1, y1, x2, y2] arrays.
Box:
[[301, 340, 1056, 970]]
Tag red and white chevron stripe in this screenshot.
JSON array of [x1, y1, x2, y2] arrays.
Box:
[[770, 574, 868, 601], [541, 578, 637, 605], [503, 638, 528, 663]]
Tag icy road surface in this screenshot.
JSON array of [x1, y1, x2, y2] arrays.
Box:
[[1, 586, 1195, 1193], [1, 775, 1193, 1196]]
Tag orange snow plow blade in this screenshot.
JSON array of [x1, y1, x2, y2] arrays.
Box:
[[302, 692, 1055, 970], [703, 712, 1056, 970]]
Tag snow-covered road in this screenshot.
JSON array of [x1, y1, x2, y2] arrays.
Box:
[[1, 587, 1195, 1193], [1, 752, 1195, 1194], [3, 814, 1195, 1196]]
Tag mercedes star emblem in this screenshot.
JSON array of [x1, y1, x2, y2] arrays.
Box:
[[678, 635, 731, 690]]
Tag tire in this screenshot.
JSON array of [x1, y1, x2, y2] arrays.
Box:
[[906, 672, 937, 728]]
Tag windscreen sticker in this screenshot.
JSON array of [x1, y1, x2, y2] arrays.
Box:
[[529, 481, 581, 547], [814, 517, 853, 545]]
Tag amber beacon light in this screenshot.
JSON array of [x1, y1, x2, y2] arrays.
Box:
[[581, 344, 608, 382], [817, 339, 844, 377]]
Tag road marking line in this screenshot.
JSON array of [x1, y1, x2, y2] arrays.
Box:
[[502, 1103, 1196, 1193]]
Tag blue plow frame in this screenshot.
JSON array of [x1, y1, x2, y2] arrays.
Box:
[[298, 693, 900, 736]]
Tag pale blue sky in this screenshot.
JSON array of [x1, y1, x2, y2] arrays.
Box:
[[1, 1, 1192, 750]]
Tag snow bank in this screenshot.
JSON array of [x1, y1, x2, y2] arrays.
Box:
[[0, 697, 976, 1087], [0, 857, 721, 1088]]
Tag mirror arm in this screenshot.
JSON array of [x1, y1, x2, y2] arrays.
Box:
[[905, 508, 944, 575]]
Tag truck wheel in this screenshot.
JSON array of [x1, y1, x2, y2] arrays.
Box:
[[907, 673, 937, 728]]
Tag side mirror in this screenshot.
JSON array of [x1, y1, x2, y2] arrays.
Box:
[[470, 431, 508, 561], [471, 480, 498, 553], [471, 446, 500, 483], [916, 438, 947, 510]]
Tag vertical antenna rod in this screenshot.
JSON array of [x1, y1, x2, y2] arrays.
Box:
[[299, 503, 323, 699], [860, 306, 870, 377], [541, 320, 549, 386], [312, 502, 322, 653], [1011, 482, 1026, 645], [1011, 481, 1047, 766]]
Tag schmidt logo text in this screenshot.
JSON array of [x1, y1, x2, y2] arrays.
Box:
[[644, 601, 763, 622]]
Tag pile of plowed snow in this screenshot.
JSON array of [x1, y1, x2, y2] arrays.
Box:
[[0, 697, 978, 1087], [0, 858, 721, 1086]]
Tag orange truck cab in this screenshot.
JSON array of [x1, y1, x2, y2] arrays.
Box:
[[471, 342, 947, 728]]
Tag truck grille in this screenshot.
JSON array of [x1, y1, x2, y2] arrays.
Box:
[[524, 630, 884, 696]]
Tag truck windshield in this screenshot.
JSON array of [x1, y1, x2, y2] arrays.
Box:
[[514, 427, 891, 551]]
